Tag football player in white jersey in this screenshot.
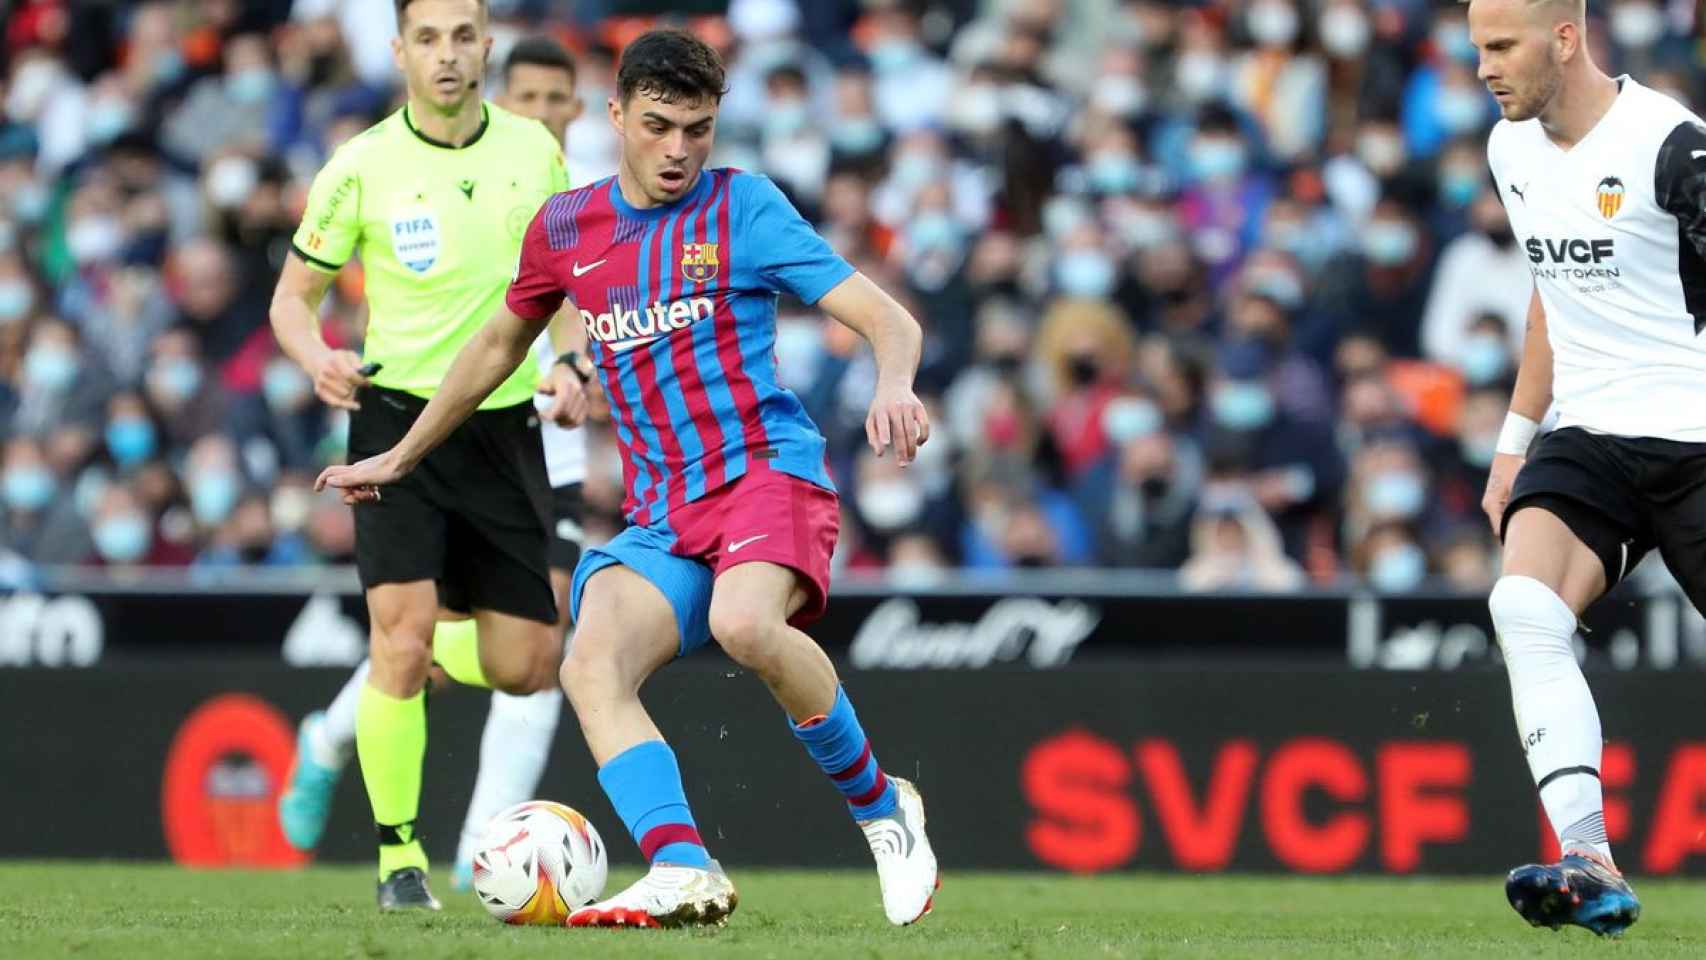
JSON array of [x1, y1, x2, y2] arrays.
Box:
[[277, 37, 594, 889], [1471, 0, 1706, 937]]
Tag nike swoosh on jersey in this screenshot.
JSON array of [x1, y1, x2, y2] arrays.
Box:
[[572, 259, 607, 277], [727, 534, 770, 553]]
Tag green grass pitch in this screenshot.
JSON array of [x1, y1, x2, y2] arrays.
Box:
[[3, 863, 1704, 958]]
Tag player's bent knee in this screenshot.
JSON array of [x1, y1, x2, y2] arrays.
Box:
[[1489, 575, 1576, 659], [369, 626, 433, 678], [707, 602, 776, 669], [560, 627, 623, 706]]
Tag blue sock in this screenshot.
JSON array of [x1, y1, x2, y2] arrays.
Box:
[[791, 687, 899, 820], [596, 740, 711, 868]]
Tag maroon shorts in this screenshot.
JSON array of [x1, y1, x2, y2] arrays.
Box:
[[667, 467, 841, 626]]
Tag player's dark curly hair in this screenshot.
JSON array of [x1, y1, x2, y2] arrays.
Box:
[[616, 29, 727, 106]]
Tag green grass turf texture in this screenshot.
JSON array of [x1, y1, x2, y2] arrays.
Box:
[[3, 863, 1703, 958]]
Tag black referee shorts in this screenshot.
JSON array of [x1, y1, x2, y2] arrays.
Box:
[[1503, 426, 1706, 609], [348, 385, 556, 624]]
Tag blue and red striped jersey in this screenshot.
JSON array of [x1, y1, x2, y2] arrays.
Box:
[[507, 169, 853, 528]]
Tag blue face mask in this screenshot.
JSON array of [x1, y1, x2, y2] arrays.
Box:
[[1056, 251, 1117, 298], [1440, 169, 1481, 208], [764, 101, 809, 140], [907, 212, 961, 253], [152, 50, 186, 87], [1458, 335, 1510, 386], [1434, 87, 1487, 134], [831, 119, 884, 155], [1460, 433, 1498, 468], [87, 100, 133, 144], [1370, 542, 1428, 592], [1366, 471, 1426, 517], [1088, 153, 1143, 195], [94, 513, 151, 563], [1212, 381, 1275, 431], [226, 68, 277, 105], [1102, 397, 1164, 444], [11, 181, 49, 224], [868, 41, 921, 74], [0, 280, 34, 323], [1363, 221, 1417, 266], [190, 470, 241, 526], [24, 345, 80, 392], [262, 360, 312, 412], [105, 417, 157, 467], [152, 357, 202, 404], [3, 465, 54, 511], [1190, 139, 1247, 183]]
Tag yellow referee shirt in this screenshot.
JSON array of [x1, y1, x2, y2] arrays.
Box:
[[292, 102, 570, 409]]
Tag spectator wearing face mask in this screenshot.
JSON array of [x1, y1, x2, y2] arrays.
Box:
[[1073, 391, 1204, 568], [1397, 7, 1484, 159], [1420, 188, 1531, 366], [1433, 384, 1509, 527], [1174, 104, 1274, 284], [1436, 524, 1499, 592], [1355, 519, 1431, 593], [12, 316, 110, 438], [1223, 253, 1334, 425], [1311, 196, 1436, 358], [0, 432, 91, 564], [101, 390, 162, 474], [1342, 439, 1445, 558], [1179, 481, 1305, 592], [1229, 0, 1327, 163], [1203, 350, 1345, 564], [960, 462, 1093, 570], [1036, 298, 1138, 480], [180, 432, 246, 542], [160, 32, 283, 164], [195, 490, 309, 567], [84, 480, 192, 567], [143, 327, 227, 455]]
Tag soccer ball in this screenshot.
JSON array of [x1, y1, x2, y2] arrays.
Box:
[[471, 800, 608, 925]]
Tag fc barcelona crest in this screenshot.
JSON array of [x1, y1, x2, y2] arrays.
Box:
[[1596, 176, 1625, 220], [681, 242, 720, 284]]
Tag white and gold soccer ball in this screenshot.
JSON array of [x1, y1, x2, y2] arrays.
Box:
[[471, 800, 608, 925]]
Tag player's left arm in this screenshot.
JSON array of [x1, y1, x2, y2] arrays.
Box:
[[817, 274, 930, 465], [742, 173, 929, 463], [1656, 121, 1706, 266]]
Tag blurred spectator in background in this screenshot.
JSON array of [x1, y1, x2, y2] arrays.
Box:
[[1180, 482, 1305, 591], [1, 431, 89, 563]]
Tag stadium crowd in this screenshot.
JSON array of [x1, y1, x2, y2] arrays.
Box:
[[0, 0, 1700, 591]]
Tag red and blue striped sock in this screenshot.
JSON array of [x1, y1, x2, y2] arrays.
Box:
[[596, 740, 711, 868], [791, 687, 899, 820]]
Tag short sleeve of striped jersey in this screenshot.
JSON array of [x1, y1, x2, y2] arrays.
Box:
[[506, 206, 565, 321], [740, 174, 855, 304]]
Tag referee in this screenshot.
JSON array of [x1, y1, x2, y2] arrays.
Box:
[[269, 0, 588, 910]]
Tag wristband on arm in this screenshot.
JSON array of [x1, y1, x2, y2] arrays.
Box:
[[1495, 412, 1539, 456]]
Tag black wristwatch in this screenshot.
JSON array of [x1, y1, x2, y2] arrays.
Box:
[[555, 350, 592, 384]]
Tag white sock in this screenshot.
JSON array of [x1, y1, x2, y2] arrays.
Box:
[[315, 659, 370, 769], [455, 688, 563, 866], [1489, 575, 1612, 861]]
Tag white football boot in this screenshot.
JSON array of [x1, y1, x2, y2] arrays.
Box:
[[857, 777, 939, 925], [566, 860, 738, 929]]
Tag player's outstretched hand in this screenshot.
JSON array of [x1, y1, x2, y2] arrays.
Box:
[[1482, 452, 1525, 538], [316, 451, 406, 505], [311, 349, 371, 411], [537, 364, 589, 428], [867, 379, 930, 466]]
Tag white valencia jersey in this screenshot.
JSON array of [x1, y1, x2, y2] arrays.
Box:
[[1488, 76, 1706, 442], [533, 332, 587, 487]]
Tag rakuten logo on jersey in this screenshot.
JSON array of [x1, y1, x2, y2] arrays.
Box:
[[581, 297, 715, 352]]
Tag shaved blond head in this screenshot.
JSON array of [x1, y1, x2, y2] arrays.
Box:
[[1461, 0, 1584, 25]]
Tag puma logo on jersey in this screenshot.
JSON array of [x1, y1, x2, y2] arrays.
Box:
[[458, 180, 476, 200], [1509, 182, 1528, 203]]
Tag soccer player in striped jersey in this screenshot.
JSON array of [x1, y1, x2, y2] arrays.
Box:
[[319, 29, 939, 928]]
